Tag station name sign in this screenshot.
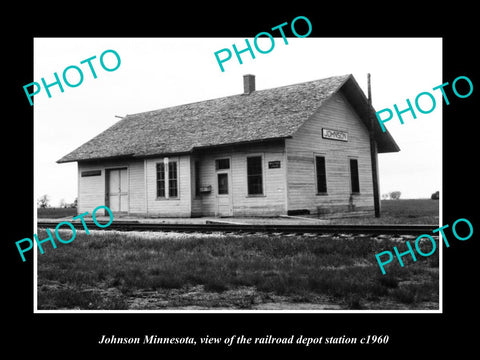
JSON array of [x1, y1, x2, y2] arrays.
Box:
[[322, 128, 348, 142]]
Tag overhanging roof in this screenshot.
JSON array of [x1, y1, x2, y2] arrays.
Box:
[[57, 74, 399, 164]]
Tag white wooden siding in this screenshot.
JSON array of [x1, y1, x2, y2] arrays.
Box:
[[286, 91, 374, 214], [76, 91, 375, 217], [77, 163, 105, 214], [77, 159, 145, 215], [144, 155, 192, 217], [128, 160, 145, 214], [196, 142, 286, 216]]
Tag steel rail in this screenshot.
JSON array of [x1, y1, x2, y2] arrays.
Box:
[[37, 220, 438, 235]]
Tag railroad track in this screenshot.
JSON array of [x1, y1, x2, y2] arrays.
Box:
[[37, 220, 437, 235]]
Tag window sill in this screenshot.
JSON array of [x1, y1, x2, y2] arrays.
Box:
[[316, 193, 328, 196], [246, 194, 266, 198], [156, 197, 180, 200]]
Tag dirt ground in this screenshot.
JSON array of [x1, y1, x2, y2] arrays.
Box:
[[38, 279, 438, 311]]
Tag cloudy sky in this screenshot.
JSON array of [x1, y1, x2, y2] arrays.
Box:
[[34, 37, 442, 207]]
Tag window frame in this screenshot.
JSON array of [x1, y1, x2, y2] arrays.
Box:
[[215, 158, 230, 170], [314, 154, 328, 195], [155, 159, 179, 200], [217, 172, 229, 195], [246, 154, 264, 196], [194, 160, 201, 198], [349, 158, 360, 194], [156, 162, 166, 198], [168, 161, 178, 198], [214, 156, 231, 196]]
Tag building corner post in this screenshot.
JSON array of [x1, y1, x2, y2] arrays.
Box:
[[368, 73, 381, 217]]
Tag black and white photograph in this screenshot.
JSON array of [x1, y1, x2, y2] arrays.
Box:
[[33, 37, 441, 312], [6, 8, 478, 356]]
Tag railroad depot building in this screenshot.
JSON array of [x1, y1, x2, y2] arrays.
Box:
[[57, 74, 399, 217]]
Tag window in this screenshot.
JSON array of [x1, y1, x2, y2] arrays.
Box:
[[156, 161, 178, 198], [217, 173, 229, 194], [247, 156, 263, 195], [215, 158, 230, 170], [315, 156, 327, 194], [350, 158, 360, 193], [156, 163, 165, 198], [194, 160, 200, 197], [168, 161, 178, 197], [81, 170, 101, 177]]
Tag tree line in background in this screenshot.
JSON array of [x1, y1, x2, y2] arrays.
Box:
[[37, 194, 77, 208], [382, 191, 401, 200], [381, 191, 439, 200]]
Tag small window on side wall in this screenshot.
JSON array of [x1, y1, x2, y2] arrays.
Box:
[[350, 158, 360, 194], [194, 160, 201, 197], [215, 158, 230, 170], [315, 156, 327, 194]]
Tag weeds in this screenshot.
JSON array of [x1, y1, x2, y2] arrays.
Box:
[[37, 229, 439, 310], [38, 286, 129, 310]]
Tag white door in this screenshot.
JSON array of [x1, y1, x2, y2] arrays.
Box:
[[107, 168, 128, 212]]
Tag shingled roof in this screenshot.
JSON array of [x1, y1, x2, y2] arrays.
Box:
[[57, 74, 399, 164]]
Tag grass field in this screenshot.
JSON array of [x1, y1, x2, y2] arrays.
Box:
[[36, 199, 440, 310], [37, 207, 77, 218], [329, 199, 439, 224], [37, 228, 439, 311]]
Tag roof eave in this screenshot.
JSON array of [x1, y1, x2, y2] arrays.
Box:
[[57, 153, 136, 164], [57, 136, 292, 163], [191, 136, 290, 153], [339, 76, 400, 153]]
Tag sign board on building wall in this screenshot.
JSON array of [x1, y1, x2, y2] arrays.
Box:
[[268, 161, 281, 169], [322, 128, 348, 142]]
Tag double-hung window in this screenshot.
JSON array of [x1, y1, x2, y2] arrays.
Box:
[[156, 160, 178, 198], [168, 162, 178, 197], [247, 156, 263, 195], [156, 163, 165, 198]]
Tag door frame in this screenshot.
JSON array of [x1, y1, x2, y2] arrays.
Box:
[[105, 166, 129, 214], [215, 157, 233, 217]]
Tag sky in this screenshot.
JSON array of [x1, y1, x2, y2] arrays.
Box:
[[33, 37, 442, 207]]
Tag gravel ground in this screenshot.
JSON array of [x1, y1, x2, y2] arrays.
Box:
[[39, 215, 334, 226]]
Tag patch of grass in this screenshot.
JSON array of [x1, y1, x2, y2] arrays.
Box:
[[377, 274, 399, 289], [392, 287, 416, 304], [380, 199, 438, 217], [37, 207, 77, 218], [37, 230, 439, 310], [37, 286, 129, 310], [391, 280, 439, 305], [345, 295, 363, 309], [330, 199, 439, 225]]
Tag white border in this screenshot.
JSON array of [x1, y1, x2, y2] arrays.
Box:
[[33, 37, 443, 315]]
